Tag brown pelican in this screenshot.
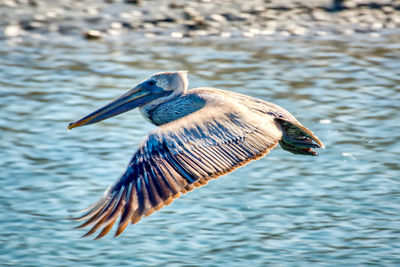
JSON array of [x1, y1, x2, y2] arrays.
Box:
[[68, 71, 324, 239]]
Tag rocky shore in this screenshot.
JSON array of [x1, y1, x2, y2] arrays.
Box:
[[2, 0, 400, 40]]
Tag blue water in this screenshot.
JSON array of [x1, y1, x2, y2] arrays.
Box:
[[1, 34, 399, 266]]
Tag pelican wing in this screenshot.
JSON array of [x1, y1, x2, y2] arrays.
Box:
[[75, 101, 283, 238]]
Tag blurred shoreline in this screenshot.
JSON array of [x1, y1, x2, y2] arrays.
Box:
[[2, 0, 400, 41]]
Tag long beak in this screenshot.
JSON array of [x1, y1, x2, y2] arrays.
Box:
[[68, 85, 165, 130]]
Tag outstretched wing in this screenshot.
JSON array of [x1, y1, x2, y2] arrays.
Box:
[[74, 101, 283, 239]]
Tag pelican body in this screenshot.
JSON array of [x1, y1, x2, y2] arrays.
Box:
[[69, 71, 324, 239]]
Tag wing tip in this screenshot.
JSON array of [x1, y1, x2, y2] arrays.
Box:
[[115, 222, 129, 237]]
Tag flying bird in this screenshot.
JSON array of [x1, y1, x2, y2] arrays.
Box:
[[68, 71, 324, 239]]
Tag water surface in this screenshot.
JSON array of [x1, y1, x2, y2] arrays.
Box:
[[1, 34, 399, 266]]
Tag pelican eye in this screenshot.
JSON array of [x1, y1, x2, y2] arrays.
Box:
[[147, 80, 156, 86]]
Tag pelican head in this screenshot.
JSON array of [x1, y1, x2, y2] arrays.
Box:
[[68, 71, 188, 130]]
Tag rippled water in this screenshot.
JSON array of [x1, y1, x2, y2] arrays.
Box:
[[1, 34, 399, 266]]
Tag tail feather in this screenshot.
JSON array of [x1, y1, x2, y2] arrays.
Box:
[[276, 118, 324, 156]]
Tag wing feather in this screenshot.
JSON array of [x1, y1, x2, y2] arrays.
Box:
[[75, 101, 283, 238]]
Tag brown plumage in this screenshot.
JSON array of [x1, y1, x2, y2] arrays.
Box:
[[69, 71, 324, 239]]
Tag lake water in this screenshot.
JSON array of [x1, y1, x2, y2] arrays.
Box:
[[1, 33, 399, 266]]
